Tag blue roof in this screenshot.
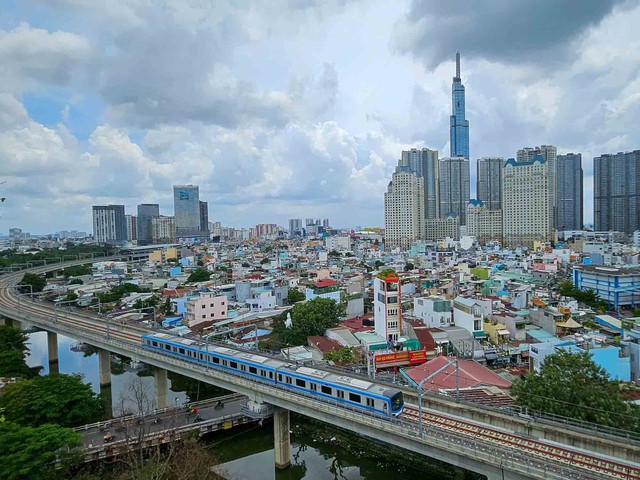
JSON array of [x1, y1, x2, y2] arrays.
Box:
[[468, 198, 484, 207], [504, 154, 546, 167]]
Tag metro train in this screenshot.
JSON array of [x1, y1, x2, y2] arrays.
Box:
[[141, 333, 404, 417]]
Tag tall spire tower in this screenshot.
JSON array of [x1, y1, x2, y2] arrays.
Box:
[[450, 51, 469, 159]]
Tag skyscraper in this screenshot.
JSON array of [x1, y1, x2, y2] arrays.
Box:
[[125, 214, 137, 242], [556, 153, 583, 231], [502, 156, 552, 247], [476, 157, 503, 210], [439, 157, 470, 225], [517, 145, 557, 229], [288, 218, 303, 237], [92, 205, 127, 244], [450, 52, 469, 160], [400, 148, 440, 219], [384, 168, 424, 249], [136, 203, 159, 245], [199, 201, 209, 234], [173, 185, 203, 239], [594, 151, 640, 233]]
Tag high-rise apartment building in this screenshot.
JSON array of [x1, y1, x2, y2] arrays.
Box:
[[288, 218, 303, 237], [476, 157, 503, 210], [466, 200, 503, 244], [384, 168, 424, 249], [439, 157, 470, 225], [151, 215, 176, 244], [424, 216, 460, 241], [556, 153, 583, 231], [400, 148, 440, 218], [502, 157, 552, 247], [125, 214, 137, 242], [450, 52, 469, 160], [136, 203, 159, 245], [199, 201, 209, 234], [517, 145, 557, 229], [92, 205, 127, 244], [173, 185, 203, 239], [594, 151, 640, 233]]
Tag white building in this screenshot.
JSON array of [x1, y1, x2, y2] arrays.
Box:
[[424, 216, 460, 241], [325, 235, 351, 252], [466, 200, 502, 244], [247, 292, 276, 312], [452, 296, 492, 338], [373, 271, 402, 342], [125, 214, 137, 242], [634, 230, 640, 247], [384, 169, 424, 250], [151, 216, 176, 244], [517, 145, 557, 230], [502, 156, 552, 248], [92, 205, 127, 244], [413, 296, 452, 328]]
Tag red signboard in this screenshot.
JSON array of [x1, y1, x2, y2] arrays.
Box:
[[374, 350, 427, 367]]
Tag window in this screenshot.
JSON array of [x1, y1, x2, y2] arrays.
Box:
[[179, 348, 185, 355], [152, 341, 158, 347], [202, 304, 206, 309], [202, 314, 206, 319], [366, 398, 374, 407], [337, 390, 345, 399], [349, 393, 361, 403], [165, 344, 171, 351], [211, 356, 219, 364], [295, 379, 306, 388], [229, 361, 237, 369], [249, 366, 257, 374], [321, 385, 332, 395], [278, 374, 283, 382], [269, 372, 274, 379], [286, 376, 292, 384], [310, 383, 317, 391]]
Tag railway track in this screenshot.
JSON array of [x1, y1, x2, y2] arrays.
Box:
[[2, 271, 639, 479], [402, 405, 640, 479]]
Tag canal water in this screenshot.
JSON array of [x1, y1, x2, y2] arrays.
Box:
[[26, 330, 478, 480]]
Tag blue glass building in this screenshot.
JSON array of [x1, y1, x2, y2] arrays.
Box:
[[450, 52, 469, 159]]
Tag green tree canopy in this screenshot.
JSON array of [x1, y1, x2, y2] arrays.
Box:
[[0, 421, 81, 480], [187, 268, 211, 283], [287, 288, 306, 304], [511, 350, 640, 432], [557, 279, 608, 311], [323, 346, 357, 364], [271, 298, 340, 347], [61, 264, 91, 278], [20, 272, 46, 293], [0, 374, 104, 428], [0, 326, 35, 379], [133, 295, 160, 310]]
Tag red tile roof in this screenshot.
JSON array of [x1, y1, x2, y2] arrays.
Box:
[[313, 279, 339, 288], [307, 336, 343, 353], [405, 357, 512, 392]]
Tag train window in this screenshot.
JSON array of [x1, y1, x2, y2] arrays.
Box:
[[286, 376, 292, 384], [349, 393, 361, 403], [152, 341, 158, 347], [222, 360, 227, 366], [337, 390, 344, 399], [310, 383, 317, 391], [278, 374, 282, 382], [179, 348, 185, 355], [321, 385, 332, 395], [366, 398, 374, 407], [241, 365, 246, 372], [211, 356, 219, 364], [295, 379, 305, 388], [269, 372, 273, 379], [229, 361, 238, 369], [164, 344, 171, 351], [249, 366, 257, 374]]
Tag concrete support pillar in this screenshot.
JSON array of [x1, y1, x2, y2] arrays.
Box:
[[47, 331, 59, 374], [273, 407, 291, 469], [154, 367, 168, 410], [98, 349, 111, 387], [11, 319, 21, 329], [100, 383, 113, 419]]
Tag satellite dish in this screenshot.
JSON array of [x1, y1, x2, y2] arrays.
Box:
[[398, 337, 407, 343], [460, 236, 474, 251]]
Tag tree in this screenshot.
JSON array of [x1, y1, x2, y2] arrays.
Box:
[[133, 295, 160, 310], [0, 421, 81, 480], [187, 268, 211, 283], [260, 257, 270, 264], [328, 250, 341, 258], [374, 260, 384, 269], [68, 278, 83, 285], [63, 292, 78, 304], [160, 297, 173, 316], [271, 298, 341, 347], [20, 272, 46, 293], [0, 326, 35, 379], [61, 264, 91, 278], [287, 288, 306, 304], [511, 350, 640, 432], [0, 374, 104, 428], [405, 262, 415, 271], [323, 347, 357, 364]]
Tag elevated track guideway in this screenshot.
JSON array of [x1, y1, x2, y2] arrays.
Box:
[[1, 260, 639, 480]]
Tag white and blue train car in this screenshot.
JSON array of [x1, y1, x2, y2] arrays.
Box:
[[141, 333, 404, 417]]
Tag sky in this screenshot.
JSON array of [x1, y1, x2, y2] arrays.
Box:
[[2, 0, 640, 234]]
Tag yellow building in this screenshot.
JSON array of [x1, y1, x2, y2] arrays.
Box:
[[149, 247, 178, 263], [483, 320, 510, 345]]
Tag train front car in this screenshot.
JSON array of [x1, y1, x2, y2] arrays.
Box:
[[385, 389, 404, 416]]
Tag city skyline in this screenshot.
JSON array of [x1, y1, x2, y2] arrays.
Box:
[[2, 1, 640, 233]]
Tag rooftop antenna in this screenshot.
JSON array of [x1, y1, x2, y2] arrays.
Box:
[[455, 51, 461, 79]]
